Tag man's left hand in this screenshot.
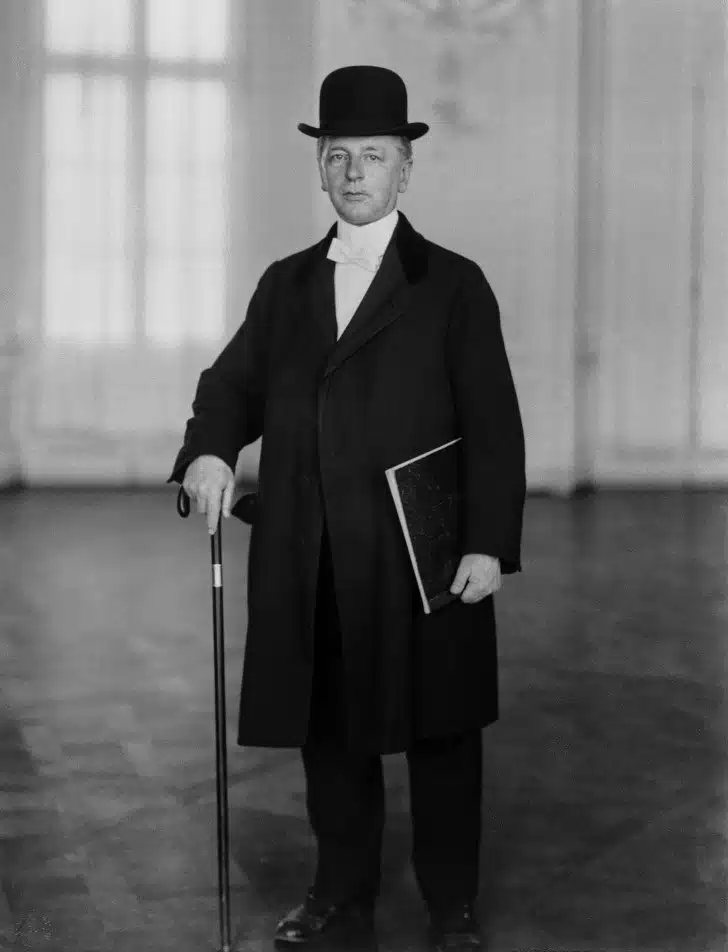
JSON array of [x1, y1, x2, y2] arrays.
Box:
[[450, 554, 501, 604]]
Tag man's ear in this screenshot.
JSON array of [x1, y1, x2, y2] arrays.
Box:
[[317, 143, 329, 192], [398, 160, 412, 194]]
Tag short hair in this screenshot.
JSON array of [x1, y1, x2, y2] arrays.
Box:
[[317, 135, 413, 163]]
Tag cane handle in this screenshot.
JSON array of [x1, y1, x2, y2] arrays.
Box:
[[177, 486, 191, 518]]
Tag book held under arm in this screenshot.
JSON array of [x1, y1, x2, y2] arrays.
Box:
[[385, 437, 463, 615]]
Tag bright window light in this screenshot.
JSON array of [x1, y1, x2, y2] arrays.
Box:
[[146, 0, 228, 61], [45, 0, 132, 55], [42, 1, 231, 347], [146, 79, 228, 343], [44, 75, 132, 343]]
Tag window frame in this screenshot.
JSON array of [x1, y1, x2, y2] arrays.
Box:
[[40, 0, 233, 347]]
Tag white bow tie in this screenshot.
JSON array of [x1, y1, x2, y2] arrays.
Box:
[[327, 237, 380, 272]]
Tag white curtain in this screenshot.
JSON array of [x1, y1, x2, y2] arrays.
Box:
[[28, 0, 232, 480]]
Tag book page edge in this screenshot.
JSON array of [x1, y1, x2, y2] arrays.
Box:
[[384, 436, 462, 475], [385, 467, 431, 615]]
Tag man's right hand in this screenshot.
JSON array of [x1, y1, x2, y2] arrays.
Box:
[[182, 455, 236, 535]]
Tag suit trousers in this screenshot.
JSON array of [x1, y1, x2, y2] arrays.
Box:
[[302, 526, 483, 909]]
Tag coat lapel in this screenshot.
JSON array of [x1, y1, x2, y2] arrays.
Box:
[[324, 237, 408, 377], [325, 213, 430, 376], [294, 224, 337, 350], [307, 254, 338, 351], [293, 213, 430, 375]]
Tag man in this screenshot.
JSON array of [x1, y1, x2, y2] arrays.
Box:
[[170, 66, 526, 951]]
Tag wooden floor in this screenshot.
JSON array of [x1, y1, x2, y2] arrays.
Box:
[[0, 489, 726, 952]]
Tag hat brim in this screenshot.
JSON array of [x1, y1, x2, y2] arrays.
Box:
[[298, 121, 429, 141]]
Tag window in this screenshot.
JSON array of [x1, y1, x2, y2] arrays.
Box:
[[43, 0, 230, 346]]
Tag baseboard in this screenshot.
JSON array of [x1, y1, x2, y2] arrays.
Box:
[[0, 454, 21, 489]]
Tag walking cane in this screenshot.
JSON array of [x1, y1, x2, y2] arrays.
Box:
[[176, 484, 233, 952]]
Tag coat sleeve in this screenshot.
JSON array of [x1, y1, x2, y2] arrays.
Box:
[[445, 260, 526, 573], [167, 263, 276, 485]]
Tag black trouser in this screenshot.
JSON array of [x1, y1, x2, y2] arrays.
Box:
[[302, 528, 483, 909]]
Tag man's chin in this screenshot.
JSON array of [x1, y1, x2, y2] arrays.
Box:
[[335, 202, 385, 226], [339, 208, 373, 225]]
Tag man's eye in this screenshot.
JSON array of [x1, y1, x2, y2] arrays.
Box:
[[328, 153, 346, 163], [364, 154, 381, 162]]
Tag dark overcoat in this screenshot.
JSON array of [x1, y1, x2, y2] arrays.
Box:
[[170, 213, 526, 754]]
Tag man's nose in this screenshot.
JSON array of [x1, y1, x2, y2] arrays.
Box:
[[345, 158, 363, 180]]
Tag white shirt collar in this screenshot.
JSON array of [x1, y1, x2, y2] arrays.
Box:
[[336, 208, 399, 257]]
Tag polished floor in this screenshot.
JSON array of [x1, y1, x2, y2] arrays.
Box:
[[0, 489, 726, 952]]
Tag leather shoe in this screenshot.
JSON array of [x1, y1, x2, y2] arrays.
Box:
[[428, 902, 483, 951], [274, 889, 375, 946]]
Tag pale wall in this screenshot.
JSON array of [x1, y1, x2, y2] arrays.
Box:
[[593, 0, 728, 483], [0, 5, 30, 485], [311, 0, 728, 489], [0, 0, 726, 490]]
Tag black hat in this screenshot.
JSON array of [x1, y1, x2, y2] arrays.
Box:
[[298, 65, 429, 141]]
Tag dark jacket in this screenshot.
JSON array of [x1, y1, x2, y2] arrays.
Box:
[[170, 213, 526, 754]]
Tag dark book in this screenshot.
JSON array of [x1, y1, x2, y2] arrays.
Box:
[[385, 437, 463, 615]]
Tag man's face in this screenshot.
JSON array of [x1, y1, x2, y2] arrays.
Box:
[[319, 136, 411, 226]]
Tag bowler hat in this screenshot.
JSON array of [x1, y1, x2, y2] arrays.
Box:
[[298, 65, 429, 141]]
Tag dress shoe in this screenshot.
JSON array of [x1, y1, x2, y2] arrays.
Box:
[[274, 889, 375, 946], [428, 902, 483, 951]]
